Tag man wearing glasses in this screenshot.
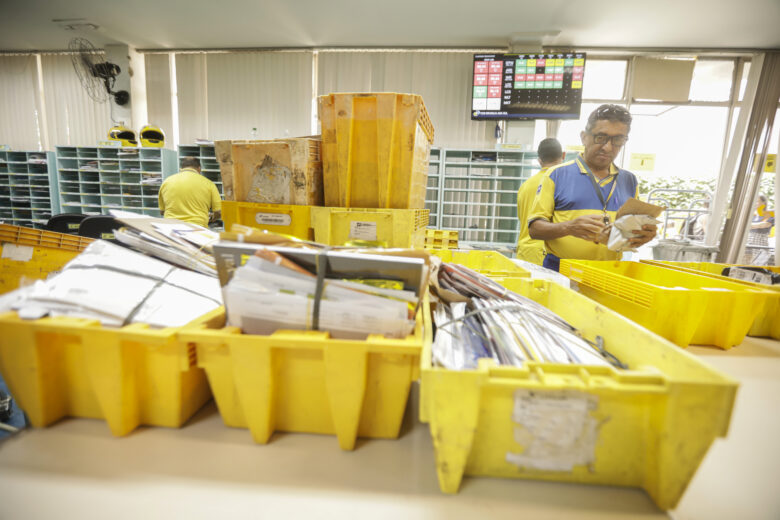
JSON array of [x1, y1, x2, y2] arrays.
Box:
[[528, 104, 657, 272]]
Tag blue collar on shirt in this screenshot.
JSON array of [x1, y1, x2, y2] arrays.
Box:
[[575, 155, 619, 187]]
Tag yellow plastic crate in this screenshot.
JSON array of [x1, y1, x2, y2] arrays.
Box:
[[318, 92, 434, 209], [429, 250, 529, 278], [0, 309, 223, 436], [221, 200, 314, 241], [649, 261, 780, 277], [643, 260, 780, 339], [0, 223, 93, 252], [0, 224, 93, 294], [310, 207, 428, 248], [177, 299, 430, 450], [424, 229, 459, 250], [420, 277, 737, 510], [560, 260, 770, 349]]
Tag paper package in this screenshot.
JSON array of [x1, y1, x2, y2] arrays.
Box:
[[222, 253, 417, 339], [592, 197, 665, 251], [11, 240, 222, 328]]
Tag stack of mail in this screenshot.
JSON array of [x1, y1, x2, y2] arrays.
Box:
[[431, 261, 622, 371], [111, 213, 219, 276], [8, 240, 222, 328], [214, 241, 427, 340]]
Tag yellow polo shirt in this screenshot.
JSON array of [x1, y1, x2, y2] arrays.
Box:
[[528, 156, 639, 261], [158, 168, 222, 228], [516, 167, 549, 265]]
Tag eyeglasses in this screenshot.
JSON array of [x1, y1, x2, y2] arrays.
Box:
[[589, 133, 628, 146]]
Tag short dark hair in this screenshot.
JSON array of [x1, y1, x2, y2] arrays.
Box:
[[181, 157, 201, 169], [537, 138, 563, 164], [586, 104, 632, 133]]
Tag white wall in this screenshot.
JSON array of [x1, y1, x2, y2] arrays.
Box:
[[318, 51, 495, 148], [2, 49, 499, 150], [144, 53, 173, 138], [0, 55, 42, 150], [39, 54, 111, 147], [206, 51, 312, 140], [175, 53, 208, 146]]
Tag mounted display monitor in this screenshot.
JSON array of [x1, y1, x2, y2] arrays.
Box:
[[471, 52, 586, 120]]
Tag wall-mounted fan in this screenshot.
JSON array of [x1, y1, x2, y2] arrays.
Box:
[[69, 37, 130, 106]]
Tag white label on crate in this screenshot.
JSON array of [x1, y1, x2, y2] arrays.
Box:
[[727, 267, 773, 285], [506, 389, 600, 472], [1, 244, 34, 262], [255, 213, 291, 226], [349, 221, 377, 241]]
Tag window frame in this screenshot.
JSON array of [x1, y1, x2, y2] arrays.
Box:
[[577, 54, 756, 171]]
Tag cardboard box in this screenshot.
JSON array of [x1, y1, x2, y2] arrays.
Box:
[[230, 137, 323, 206]]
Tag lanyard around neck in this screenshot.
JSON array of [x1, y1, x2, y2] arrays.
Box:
[[580, 158, 618, 215]]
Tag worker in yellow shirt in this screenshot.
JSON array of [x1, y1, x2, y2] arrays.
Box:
[[158, 157, 222, 228], [516, 138, 566, 264], [528, 105, 656, 272]]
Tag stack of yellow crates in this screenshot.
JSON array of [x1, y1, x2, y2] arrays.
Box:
[[219, 93, 434, 248], [424, 229, 459, 250], [318, 92, 434, 209]]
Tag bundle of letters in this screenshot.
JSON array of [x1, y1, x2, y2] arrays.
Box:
[[431, 261, 624, 371], [213, 226, 429, 340], [110, 212, 219, 276], [1, 240, 222, 328]]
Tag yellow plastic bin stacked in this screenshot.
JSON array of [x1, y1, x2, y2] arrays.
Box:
[[420, 276, 737, 510], [221, 201, 314, 241], [560, 259, 770, 348], [221, 203, 431, 248], [178, 298, 431, 450], [429, 249, 529, 278], [0, 224, 93, 294], [0, 225, 221, 435], [0, 309, 223, 436], [643, 260, 780, 339], [221, 92, 435, 248], [318, 92, 434, 210], [310, 207, 429, 248], [424, 229, 459, 250]]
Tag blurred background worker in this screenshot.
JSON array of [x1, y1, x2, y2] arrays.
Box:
[[751, 194, 774, 237], [744, 193, 775, 264], [158, 157, 222, 228], [516, 138, 566, 264]]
